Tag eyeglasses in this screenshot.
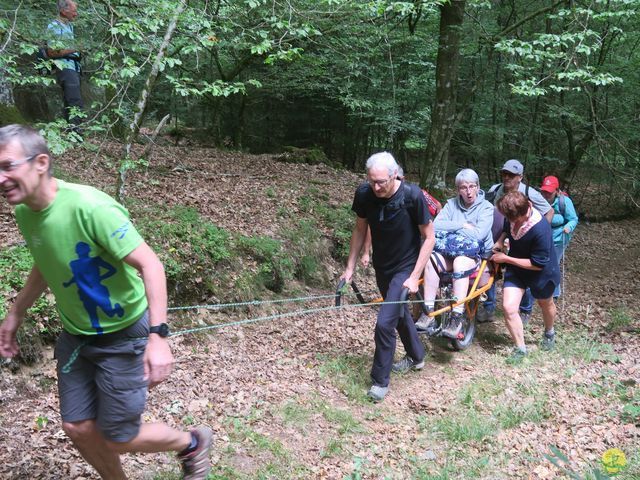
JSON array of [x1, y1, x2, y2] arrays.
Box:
[[0, 155, 36, 174], [368, 176, 393, 187], [458, 184, 478, 192]]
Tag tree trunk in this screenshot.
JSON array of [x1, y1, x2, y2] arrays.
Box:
[[420, 0, 466, 189], [0, 74, 14, 106], [117, 0, 187, 203]]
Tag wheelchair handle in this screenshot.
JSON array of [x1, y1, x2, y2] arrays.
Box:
[[335, 279, 346, 307], [399, 287, 410, 320]]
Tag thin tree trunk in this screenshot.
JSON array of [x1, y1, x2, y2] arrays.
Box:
[[117, 0, 187, 202]]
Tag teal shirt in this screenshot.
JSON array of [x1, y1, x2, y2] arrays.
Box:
[[550, 194, 579, 247], [15, 180, 148, 335]]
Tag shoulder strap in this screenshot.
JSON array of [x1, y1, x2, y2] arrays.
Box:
[[485, 183, 501, 204], [558, 193, 566, 216]]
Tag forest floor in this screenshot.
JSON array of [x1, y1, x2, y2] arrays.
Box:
[[0, 143, 638, 479]]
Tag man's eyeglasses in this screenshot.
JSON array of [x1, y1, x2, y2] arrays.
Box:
[[0, 155, 37, 174], [368, 176, 393, 187], [458, 184, 478, 193]]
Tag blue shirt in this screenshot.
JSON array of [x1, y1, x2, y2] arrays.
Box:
[[47, 19, 80, 71], [550, 194, 579, 247]]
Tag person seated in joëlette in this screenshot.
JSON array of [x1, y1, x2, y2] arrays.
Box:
[[416, 169, 494, 338]]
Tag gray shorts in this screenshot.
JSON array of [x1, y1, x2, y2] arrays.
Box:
[[55, 311, 150, 442]]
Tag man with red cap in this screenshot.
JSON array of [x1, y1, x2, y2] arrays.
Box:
[[539, 175, 579, 298]]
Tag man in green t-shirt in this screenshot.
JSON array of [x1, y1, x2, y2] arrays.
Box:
[[0, 125, 212, 479]]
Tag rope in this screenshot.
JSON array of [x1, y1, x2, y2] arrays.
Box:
[[169, 298, 425, 337], [166, 290, 377, 312]]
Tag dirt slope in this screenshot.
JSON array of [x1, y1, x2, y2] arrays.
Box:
[[0, 145, 638, 479]]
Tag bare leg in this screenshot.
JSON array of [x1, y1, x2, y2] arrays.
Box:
[[451, 256, 476, 307], [106, 423, 191, 454], [63, 420, 127, 480], [537, 297, 556, 332], [423, 256, 443, 303], [503, 287, 525, 348]]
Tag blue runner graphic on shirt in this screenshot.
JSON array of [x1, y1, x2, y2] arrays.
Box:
[[63, 242, 124, 334]]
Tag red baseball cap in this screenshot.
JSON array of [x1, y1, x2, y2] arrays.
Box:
[[540, 175, 559, 193]]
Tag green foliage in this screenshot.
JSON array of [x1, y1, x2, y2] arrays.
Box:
[[606, 306, 635, 332], [135, 205, 232, 301], [0, 246, 59, 364], [280, 218, 331, 285], [544, 445, 613, 480], [237, 235, 293, 293], [317, 354, 371, 403], [0, 104, 26, 126]]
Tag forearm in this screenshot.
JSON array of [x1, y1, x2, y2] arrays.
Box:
[[124, 243, 168, 327], [345, 221, 367, 272], [409, 234, 435, 282], [47, 48, 77, 58], [505, 257, 542, 271], [140, 260, 168, 327]]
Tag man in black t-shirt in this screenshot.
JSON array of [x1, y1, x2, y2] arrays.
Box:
[[340, 152, 435, 402]]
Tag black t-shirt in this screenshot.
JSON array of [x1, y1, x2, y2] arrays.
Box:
[[352, 181, 431, 276]]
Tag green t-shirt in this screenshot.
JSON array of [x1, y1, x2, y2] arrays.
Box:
[[15, 180, 148, 335]]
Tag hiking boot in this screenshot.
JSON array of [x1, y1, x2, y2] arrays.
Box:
[[506, 347, 527, 365], [367, 385, 389, 402], [442, 311, 464, 338], [540, 333, 556, 351], [415, 312, 436, 333], [476, 305, 495, 323], [179, 426, 213, 480], [520, 311, 531, 327], [392, 355, 425, 374]]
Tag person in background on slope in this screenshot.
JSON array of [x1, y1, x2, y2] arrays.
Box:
[[0, 125, 212, 480], [415, 168, 494, 338], [341, 152, 435, 402], [47, 0, 84, 134], [539, 175, 579, 299], [476, 159, 553, 326], [491, 191, 559, 362]]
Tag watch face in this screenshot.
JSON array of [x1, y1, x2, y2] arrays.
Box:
[[151, 323, 170, 337]]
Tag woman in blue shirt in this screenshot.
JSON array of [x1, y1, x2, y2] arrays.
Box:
[[539, 176, 579, 298], [491, 191, 560, 360]]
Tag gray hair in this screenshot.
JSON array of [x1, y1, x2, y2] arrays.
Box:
[[0, 124, 52, 175], [365, 151, 399, 177], [57, 0, 74, 12], [455, 168, 479, 187]]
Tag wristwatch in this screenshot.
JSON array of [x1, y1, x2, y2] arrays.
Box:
[[149, 323, 170, 338]]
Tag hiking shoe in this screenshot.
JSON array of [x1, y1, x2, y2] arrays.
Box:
[[415, 312, 436, 333], [441, 311, 464, 338], [392, 355, 425, 374], [367, 385, 389, 402], [540, 333, 556, 351], [179, 426, 213, 480], [476, 305, 495, 323], [506, 347, 527, 365], [520, 311, 531, 327]]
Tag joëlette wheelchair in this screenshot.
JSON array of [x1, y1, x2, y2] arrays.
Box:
[[335, 255, 498, 351]]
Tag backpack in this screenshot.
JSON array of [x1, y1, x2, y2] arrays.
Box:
[[556, 191, 567, 217], [485, 182, 530, 205], [422, 190, 442, 218]]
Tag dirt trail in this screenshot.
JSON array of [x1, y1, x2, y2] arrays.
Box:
[[0, 145, 638, 479]]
